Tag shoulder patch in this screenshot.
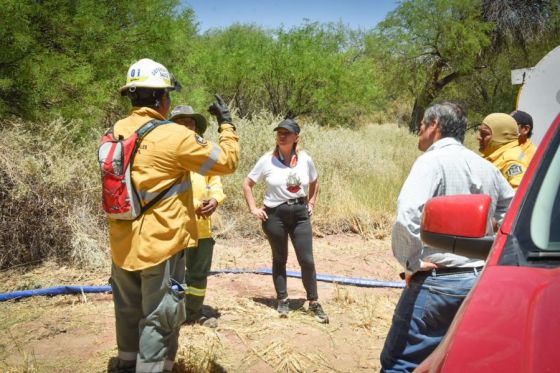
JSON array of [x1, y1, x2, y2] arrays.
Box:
[[195, 134, 207, 146], [507, 164, 523, 177]]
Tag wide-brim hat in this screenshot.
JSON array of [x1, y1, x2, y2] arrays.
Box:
[[273, 118, 300, 134], [169, 105, 208, 134]]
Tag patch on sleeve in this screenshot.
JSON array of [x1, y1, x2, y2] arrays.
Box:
[[507, 164, 523, 177], [195, 134, 208, 146]]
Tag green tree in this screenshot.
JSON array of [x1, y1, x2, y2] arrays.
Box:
[[0, 0, 198, 130], [261, 22, 384, 125], [370, 0, 492, 132], [186, 24, 272, 117], [190, 22, 383, 126], [370, 0, 560, 132]]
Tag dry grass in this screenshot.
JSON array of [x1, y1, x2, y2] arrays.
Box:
[[0, 113, 421, 269], [174, 290, 350, 372], [0, 235, 403, 372], [0, 118, 108, 270], [208, 113, 420, 240]]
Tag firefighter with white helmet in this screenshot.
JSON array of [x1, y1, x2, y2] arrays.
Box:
[[119, 58, 182, 94], [107, 58, 239, 373]]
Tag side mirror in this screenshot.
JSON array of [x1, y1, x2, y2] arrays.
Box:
[[421, 194, 494, 260]]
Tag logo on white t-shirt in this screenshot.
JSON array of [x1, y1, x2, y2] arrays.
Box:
[[286, 172, 302, 193]]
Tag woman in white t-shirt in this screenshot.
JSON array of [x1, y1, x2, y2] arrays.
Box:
[[242, 119, 328, 323]]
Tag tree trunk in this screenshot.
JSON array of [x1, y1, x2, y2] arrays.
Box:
[[408, 70, 461, 133], [409, 99, 424, 134], [409, 90, 435, 134]]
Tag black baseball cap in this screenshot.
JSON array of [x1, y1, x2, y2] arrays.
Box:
[[511, 110, 533, 129], [273, 119, 300, 134]]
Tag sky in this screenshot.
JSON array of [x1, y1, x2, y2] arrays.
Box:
[[181, 0, 399, 33]]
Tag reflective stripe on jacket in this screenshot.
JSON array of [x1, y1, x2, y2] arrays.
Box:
[[108, 107, 239, 270]]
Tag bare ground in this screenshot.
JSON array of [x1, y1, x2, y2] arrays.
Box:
[[0, 234, 403, 372]]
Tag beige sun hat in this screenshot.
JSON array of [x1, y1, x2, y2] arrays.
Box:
[[169, 105, 208, 134]]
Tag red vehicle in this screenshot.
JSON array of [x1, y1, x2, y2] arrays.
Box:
[[416, 114, 560, 372]]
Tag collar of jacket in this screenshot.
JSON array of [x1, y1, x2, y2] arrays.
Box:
[[484, 140, 518, 162], [130, 106, 166, 120]]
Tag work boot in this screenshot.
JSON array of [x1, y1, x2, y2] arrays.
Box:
[[309, 302, 329, 324], [277, 298, 289, 318]]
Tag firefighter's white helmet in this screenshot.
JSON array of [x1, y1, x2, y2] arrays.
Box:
[[119, 58, 181, 95]]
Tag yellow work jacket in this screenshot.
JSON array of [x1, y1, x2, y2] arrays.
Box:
[[519, 139, 537, 167], [108, 107, 239, 271], [188, 172, 225, 245], [484, 140, 528, 190]]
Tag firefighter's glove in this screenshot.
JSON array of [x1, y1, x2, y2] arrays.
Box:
[[208, 94, 233, 126]]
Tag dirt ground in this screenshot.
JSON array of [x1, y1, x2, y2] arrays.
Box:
[[0, 234, 404, 372]]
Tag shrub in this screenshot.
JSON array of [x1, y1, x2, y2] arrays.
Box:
[[0, 118, 108, 270]]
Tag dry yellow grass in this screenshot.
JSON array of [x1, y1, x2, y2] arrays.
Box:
[[0, 111, 480, 271], [0, 114, 419, 269]]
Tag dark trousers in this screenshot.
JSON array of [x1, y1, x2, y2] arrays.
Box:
[[184, 238, 214, 321], [262, 203, 318, 301]]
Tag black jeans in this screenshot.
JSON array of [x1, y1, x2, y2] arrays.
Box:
[[262, 203, 318, 301]]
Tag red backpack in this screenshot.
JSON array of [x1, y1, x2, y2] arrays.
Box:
[[98, 119, 174, 220]]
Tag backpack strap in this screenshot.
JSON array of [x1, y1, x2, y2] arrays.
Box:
[[136, 119, 173, 139], [132, 119, 180, 217]]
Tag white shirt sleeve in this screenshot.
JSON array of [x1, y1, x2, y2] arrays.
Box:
[[247, 154, 268, 183]]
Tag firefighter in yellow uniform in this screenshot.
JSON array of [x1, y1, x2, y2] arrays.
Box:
[[108, 58, 239, 373], [169, 105, 224, 328], [478, 113, 527, 190], [511, 110, 537, 166]]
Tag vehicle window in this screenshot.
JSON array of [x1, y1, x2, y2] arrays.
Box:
[[501, 122, 560, 267], [530, 143, 560, 250]]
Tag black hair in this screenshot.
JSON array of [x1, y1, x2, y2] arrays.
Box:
[[126, 88, 167, 108]]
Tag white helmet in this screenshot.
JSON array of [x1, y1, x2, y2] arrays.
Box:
[[119, 58, 181, 95]]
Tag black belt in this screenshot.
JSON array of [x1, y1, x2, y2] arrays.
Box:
[[413, 266, 484, 278], [285, 197, 306, 205]]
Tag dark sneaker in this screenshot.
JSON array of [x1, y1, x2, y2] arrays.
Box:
[[277, 299, 290, 318], [309, 302, 329, 324]]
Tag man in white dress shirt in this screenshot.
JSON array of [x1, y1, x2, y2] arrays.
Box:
[[380, 102, 514, 372]]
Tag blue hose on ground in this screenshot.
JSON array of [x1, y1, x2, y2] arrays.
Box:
[[212, 268, 405, 289], [0, 285, 112, 302], [0, 268, 404, 302]]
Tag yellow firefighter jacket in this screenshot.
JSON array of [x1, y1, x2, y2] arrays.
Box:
[[519, 139, 537, 167], [108, 107, 239, 271], [188, 172, 225, 244], [484, 140, 529, 190]]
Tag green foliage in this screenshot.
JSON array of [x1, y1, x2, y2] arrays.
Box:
[[2, 0, 560, 131], [265, 22, 382, 126], [185, 22, 385, 126], [369, 0, 560, 130], [369, 0, 493, 131], [0, 0, 198, 131], [183, 24, 272, 116]]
